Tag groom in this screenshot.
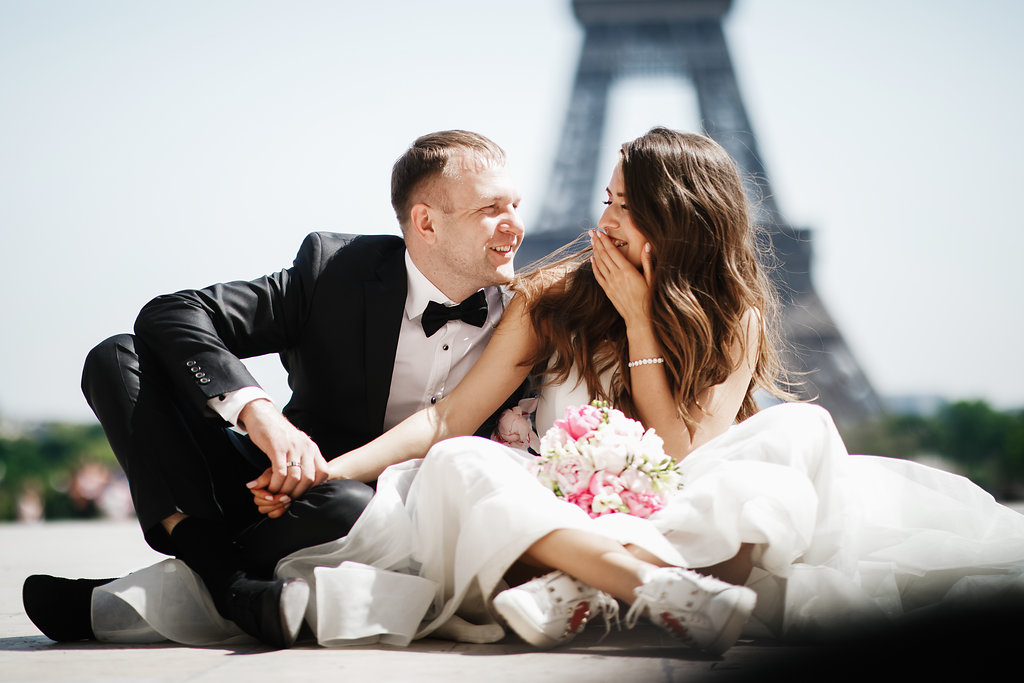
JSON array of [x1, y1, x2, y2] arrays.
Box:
[[23, 130, 526, 648]]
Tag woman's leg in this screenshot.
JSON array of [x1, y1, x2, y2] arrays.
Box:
[[520, 529, 650, 603], [522, 532, 756, 600], [624, 542, 755, 586], [698, 544, 754, 585]]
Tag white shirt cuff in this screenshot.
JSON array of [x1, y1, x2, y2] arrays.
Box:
[[208, 387, 272, 431]]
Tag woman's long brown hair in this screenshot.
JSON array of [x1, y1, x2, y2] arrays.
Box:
[[518, 128, 790, 434]]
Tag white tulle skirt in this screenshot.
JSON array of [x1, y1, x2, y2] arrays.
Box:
[[646, 403, 1024, 636], [91, 402, 1024, 646], [90, 436, 682, 646]]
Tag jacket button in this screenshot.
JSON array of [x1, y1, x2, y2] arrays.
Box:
[[199, 378, 211, 384], [195, 372, 205, 378], [186, 360, 197, 367]]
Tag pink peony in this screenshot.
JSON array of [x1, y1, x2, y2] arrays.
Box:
[[568, 490, 595, 515], [492, 398, 540, 452], [548, 454, 592, 497], [619, 489, 664, 518], [553, 404, 603, 441], [588, 470, 626, 496], [580, 471, 627, 517]]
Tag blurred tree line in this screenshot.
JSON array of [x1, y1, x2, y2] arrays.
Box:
[[842, 400, 1024, 501], [0, 421, 133, 522], [1, 399, 1023, 522]]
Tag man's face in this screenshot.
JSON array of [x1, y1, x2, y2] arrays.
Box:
[[427, 161, 524, 298]]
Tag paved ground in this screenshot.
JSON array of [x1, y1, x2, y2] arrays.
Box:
[[2, 519, 1022, 682], [0, 520, 807, 682]]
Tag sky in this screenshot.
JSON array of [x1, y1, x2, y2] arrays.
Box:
[[2, 0, 1022, 423]]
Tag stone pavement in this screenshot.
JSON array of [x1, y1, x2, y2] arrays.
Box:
[[1, 519, 1020, 682]]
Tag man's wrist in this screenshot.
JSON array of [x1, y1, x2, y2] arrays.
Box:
[[237, 397, 277, 432], [209, 386, 272, 430]]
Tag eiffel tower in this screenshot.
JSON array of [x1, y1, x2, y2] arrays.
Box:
[[518, 0, 883, 427]]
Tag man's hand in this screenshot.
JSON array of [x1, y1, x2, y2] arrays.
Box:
[[240, 399, 329, 515]]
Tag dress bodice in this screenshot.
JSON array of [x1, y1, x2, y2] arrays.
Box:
[[534, 367, 606, 436]]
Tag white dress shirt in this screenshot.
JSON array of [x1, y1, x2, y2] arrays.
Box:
[[383, 251, 503, 430]]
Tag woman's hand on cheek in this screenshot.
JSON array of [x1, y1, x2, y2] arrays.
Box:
[[590, 230, 653, 326]]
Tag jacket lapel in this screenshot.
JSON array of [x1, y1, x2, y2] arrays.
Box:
[[363, 248, 407, 434]]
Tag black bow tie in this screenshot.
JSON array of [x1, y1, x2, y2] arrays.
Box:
[[420, 290, 489, 337]]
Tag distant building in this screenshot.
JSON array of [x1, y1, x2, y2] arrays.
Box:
[[522, 0, 883, 428]]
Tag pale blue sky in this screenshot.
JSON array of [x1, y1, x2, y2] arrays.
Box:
[[2, 0, 1022, 422]]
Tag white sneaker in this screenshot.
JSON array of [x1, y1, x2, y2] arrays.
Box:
[[492, 571, 619, 649], [625, 567, 756, 655]]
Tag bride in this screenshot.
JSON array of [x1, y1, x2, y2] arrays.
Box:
[[92, 128, 1024, 650], [256, 126, 1024, 645]]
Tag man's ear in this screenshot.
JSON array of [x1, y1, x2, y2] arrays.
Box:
[[409, 203, 437, 244]]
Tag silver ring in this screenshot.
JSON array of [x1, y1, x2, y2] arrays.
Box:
[[286, 461, 301, 467]]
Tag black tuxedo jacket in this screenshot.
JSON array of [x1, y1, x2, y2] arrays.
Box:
[[134, 232, 515, 464]]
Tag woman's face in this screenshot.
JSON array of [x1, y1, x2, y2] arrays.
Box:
[[597, 162, 647, 269]]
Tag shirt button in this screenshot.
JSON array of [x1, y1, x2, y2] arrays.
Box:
[[430, 397, 437, 404], [442, 344, 449, 351]]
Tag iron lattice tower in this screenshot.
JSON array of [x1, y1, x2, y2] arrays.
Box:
[[520, 0, 882, 426]]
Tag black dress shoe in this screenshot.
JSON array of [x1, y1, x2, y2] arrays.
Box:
[[224, 576, 310, 649], [22, 575, 116, 642]]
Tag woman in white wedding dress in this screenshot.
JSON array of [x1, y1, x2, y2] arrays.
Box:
[[94, 128, 1024, 651], [266, 127, 1024, 645]]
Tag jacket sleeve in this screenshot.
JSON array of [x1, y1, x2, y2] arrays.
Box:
[[133, 232, 343, 415]]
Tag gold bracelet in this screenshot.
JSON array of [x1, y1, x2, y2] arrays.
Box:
[[627, 357, 665, 368]]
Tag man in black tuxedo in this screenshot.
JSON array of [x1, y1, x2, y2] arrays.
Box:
[[23, 130, 526, 648]]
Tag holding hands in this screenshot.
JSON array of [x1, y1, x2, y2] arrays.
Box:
[[242, 399, 329, 518]]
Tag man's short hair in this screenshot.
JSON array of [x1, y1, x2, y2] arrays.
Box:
[[391, 130, 506, 231]]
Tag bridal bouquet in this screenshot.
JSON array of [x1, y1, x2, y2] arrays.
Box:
[[530, 401, 683, 519]]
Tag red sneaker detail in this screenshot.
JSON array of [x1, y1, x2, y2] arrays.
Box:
[[660, 612, 691, 641], [567, 602, 591, 634]]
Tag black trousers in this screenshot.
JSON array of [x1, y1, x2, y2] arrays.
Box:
[[81, 334, 373, 577]]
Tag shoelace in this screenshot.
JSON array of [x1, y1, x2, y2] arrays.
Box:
[[534, 571, 622, 633], [589, 591, 621, 639], [542, 571, 622, 639], [623, 590, 650, 630]]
